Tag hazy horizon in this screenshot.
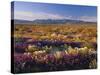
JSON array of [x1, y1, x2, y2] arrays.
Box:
[[11, 1, 97, 22]]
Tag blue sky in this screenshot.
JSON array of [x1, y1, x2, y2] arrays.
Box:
[[12, 1, 97, 22]]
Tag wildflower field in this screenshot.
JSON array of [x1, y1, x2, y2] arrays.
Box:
[[13, 23, 97, 73]]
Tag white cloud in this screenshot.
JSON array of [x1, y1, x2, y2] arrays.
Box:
[[14, 11, 97, 22], [14, 11, 34, 21], [77, 16, 97, 22], [14, 11, 72, 21]]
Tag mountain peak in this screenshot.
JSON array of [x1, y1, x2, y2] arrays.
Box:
[[13, 19, 96, 24]]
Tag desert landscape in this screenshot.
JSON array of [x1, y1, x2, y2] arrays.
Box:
[[11, 1, 97, 73], [13, 23, 97, 73]]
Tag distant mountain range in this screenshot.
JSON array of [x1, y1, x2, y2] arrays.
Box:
[[12, 19, 96, 24]]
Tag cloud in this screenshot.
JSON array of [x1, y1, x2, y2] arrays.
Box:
[[14, 11, 72, 21], [14, 11, 97, 22], [77, 16, 97, 22], [14, 11, 34, 21]]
